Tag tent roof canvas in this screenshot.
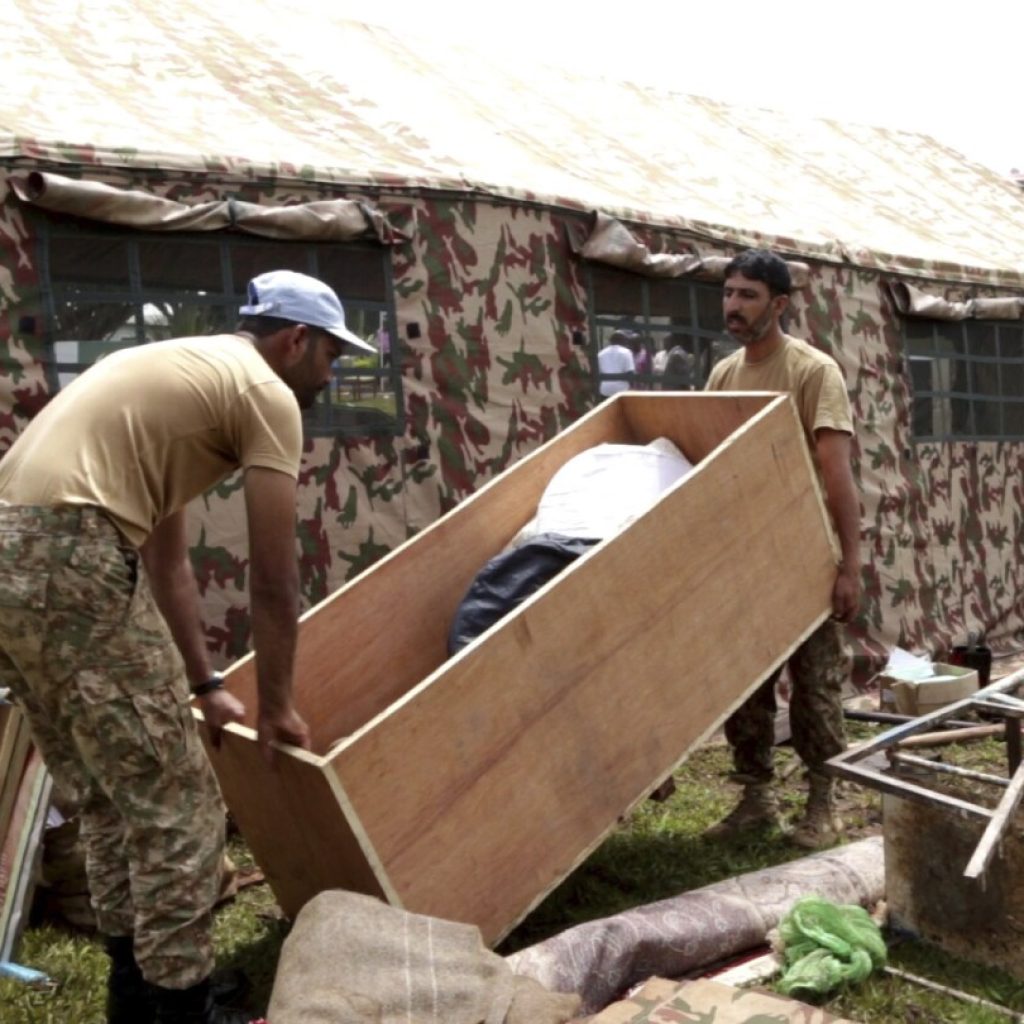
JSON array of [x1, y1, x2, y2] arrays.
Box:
[[4, 0, 1024, 284]]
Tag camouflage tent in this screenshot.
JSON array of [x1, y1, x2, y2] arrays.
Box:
[[3, 1, 1024, 677]]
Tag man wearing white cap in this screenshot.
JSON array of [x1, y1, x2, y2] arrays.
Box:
[[0, 270, 373, 1023]]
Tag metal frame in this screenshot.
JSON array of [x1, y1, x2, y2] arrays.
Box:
[[829, 666, 1024, 879]]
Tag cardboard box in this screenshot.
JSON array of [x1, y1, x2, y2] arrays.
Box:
[[199, 393, 839, 943], [879, 663, 979, 716]]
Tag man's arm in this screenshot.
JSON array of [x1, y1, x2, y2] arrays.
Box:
[[815, 428, 862, 623], [243, 466, 311, 763], [140, 509, 245, 746]]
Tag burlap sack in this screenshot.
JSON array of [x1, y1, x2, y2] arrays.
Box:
[[266, 891, 581, 1024]]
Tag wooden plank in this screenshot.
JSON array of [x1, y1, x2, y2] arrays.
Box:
[[897, 725, 1003, 748], [0, 749, 51, 962], [964, 758, 1024, 879], [0, 715, 31, 849], [618, 391, 783, 463], [329, 396, 836, 942], [711, 950, 783, 986], [0, 751, 30, 925], [0, 703, 16, 772], [0, 704, 19, 842], [196, 722, 391, 919]]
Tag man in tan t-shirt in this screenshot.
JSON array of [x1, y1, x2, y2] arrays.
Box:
[[704, 249, 861, 850], [0, 270, 376, 1024]]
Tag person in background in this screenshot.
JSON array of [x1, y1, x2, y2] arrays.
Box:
[[660, 339, 694, 391], [377, 324, 391, 367], [652, 336, 673, 376], [597, 329, 637, 398], [631, 333, 652, 389]]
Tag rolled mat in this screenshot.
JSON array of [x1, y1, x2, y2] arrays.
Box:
[[506, 836, 884, 1014]]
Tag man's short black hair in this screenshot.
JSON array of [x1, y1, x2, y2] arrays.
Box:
[[609, 329, 638, 345], [236, 315, 333, 346], [723, 249, 792, 298], [236, 314, 300, 338]]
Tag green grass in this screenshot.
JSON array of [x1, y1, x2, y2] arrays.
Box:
[[827, 941, 1024, 1022], [0, 839, 285, 1024], [3, 729, 1023, 1022]]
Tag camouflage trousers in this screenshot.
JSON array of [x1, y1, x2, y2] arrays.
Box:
[[724, 617, 847, 782], [0, 504, 224, 989]]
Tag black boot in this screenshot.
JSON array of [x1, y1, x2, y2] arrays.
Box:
[[105, 935, 154, 1024], [210, 967, 249, 1007], [149, 977, 253, 1024]]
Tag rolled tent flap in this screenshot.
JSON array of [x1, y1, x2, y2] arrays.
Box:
[[576, 215, 1024, 316], [887, 281, 969, 320], [887, 279, 1024, 321], [578, 211, 811, 287], [10, 170, 402, 244]]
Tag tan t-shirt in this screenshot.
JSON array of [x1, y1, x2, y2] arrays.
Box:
[[705, 334, 853, 455], [0, 334, 302, 546]]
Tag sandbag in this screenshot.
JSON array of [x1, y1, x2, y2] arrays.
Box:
[[266, 891, 581, 1024]]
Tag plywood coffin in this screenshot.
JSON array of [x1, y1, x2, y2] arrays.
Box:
[[202, 393, 838, 944]]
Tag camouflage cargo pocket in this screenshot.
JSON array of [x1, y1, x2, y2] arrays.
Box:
[[46, 545, 173, 671], [48, 540, 137, 624], [0, 568, 48, 611], [0, 570, 48, 673], [71, 645, 190, 779]]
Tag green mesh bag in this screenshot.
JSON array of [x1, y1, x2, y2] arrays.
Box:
[[776, 895, 887, 998]]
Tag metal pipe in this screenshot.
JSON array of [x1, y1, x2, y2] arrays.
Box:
[[889, 752, 1009, 787], [884, 965, 1024, 1022], [844, 709, 979, 730]]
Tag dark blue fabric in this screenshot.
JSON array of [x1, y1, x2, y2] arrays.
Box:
[[447, 533, 598, 655]]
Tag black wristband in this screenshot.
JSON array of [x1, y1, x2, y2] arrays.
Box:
[[191, 673, 225, 697]]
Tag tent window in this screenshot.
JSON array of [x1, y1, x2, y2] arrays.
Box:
[[586, 264, 730, 393], [36, 216, 401, 439], [906, 320, 1024, 441]]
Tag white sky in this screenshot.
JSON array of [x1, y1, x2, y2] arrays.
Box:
[[319, 0, 1023, 176]]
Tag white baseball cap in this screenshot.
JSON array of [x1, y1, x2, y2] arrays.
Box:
[[239, 270, 377, 354]]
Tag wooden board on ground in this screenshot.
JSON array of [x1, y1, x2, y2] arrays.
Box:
[[0, 748, 52, 962], [202, 393, 838, 943], [0, 707, 32, 845]]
